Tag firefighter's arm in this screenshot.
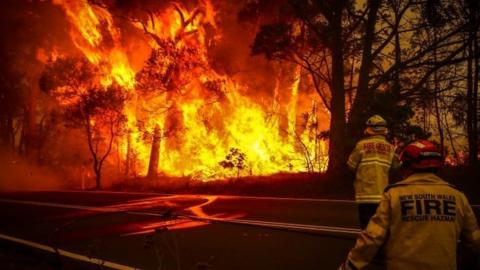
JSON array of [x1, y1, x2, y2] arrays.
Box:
[[347, 143, 362, 171], [339, 193, 391, 270], [460, 194, 480, 249]]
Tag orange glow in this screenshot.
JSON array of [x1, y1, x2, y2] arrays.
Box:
[[53, 0, 329, 180]]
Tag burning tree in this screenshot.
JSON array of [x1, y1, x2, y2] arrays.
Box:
[[41, 57, 127, 188], [65, 86, 126, 189], [249, 0, 480, 171], [135, 41, 204, 178], [39, 0, 330, 180]]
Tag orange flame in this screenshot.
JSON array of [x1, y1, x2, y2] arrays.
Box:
[[53, 0, 328, 180]]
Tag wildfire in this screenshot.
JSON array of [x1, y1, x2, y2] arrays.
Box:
[[52, 0, 328, 180]]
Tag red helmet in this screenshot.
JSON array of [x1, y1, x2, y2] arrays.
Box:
[[400, 140, 443, 169]]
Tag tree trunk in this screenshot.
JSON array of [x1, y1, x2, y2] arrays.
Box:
[[433, 31, 445, 155], [467, 23, 478, 166], [95, 167, 101, 189], [125, 131, 132, 176], [327, 5, 347, 172], [443, 110, 458, 162], [0, 112, 15, 150], [147, 124, 161, 178], [392, 9, 402, 99], [347, 0, 382, 140], [23, 75, 39, 160], [471, 26, 479, 165], [433, 86, 445, 154], [466, 0, 479, 166]]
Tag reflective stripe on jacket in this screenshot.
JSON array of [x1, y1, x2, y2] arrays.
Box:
[[347, 135, 399, 203], [345, 173, 480, 270]]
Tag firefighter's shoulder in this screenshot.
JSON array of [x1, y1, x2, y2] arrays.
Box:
[[434, 177, 463, 192], [383, 180, 462, 193], [383, 182, 410, 193], [443, 182, 464, 194], [356, 137, 372, 146]]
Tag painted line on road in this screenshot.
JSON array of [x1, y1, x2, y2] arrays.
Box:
[[0, 198, 121, 213], [47, 190, 480, 209], [0, 198, 172, 217], [2, 197, 477, 237], [0, 233, 138, 270], [0, 198, 361, 236], [185, 215, 361, 235], [43, 190, 356, 203]]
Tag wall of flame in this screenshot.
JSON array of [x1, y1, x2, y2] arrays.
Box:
[[51, 0, 329, 180]]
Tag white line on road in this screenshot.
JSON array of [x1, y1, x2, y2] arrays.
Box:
[[44, 190, 480, 208], [42, 190, 357, 203], [0, 198, 360, 236], [187, 215, 360, 235], [0, 198, 119, 212], [0, 233, 138, 270], [2, 197, 474, 238]]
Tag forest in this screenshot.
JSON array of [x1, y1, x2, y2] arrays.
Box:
[[0, 0, 478, 192]]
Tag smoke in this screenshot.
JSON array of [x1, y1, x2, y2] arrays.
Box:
[[0, 149, 62, 192]]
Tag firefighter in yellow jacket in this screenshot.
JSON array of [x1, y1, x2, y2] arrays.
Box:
[[339, 140, 480, 270], [347, 115, 399, 229]]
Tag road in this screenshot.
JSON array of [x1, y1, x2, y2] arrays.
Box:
[[0, 191, 478, 270]]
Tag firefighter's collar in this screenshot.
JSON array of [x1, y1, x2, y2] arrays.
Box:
[[367, 135, 386, 140], [402, 172, 447, 185]]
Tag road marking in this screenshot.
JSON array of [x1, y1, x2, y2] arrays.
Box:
[[1, 197, 474, 237], [42, 190, 480, 208], [186, 215, 361, 235], [0, 198, 360, 236], [42, 190, 356, 203], [0, 198, 173, 217], [0, 233, 137, 270], [0, 198, 122, 212]]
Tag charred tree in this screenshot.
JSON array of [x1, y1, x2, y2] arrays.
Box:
[[41, 57, 126, 189], [466, 32, 478, 166], [147, 124, 161, 178], [347, 0, 382, 140], [125, 131, 132, 176], [466, 0, 479, 166], [0, 85, 19, 150], [78, 88, 126, 189], [327, 2, 347, 172], [21, 75, 40, 159], [433, 32, 445, 155]]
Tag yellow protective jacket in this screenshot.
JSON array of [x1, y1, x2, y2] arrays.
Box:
[[347, 135, 399, 203], [343, 173, 480, 270]]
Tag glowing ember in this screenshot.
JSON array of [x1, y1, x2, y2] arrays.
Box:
[[52, 0, 329, 180]]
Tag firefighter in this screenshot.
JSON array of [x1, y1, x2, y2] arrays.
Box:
[[347, 114, 399, 229], [339, 140, 480, 270]]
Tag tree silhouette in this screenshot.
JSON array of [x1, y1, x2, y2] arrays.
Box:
[[219, 148, 247, 178]]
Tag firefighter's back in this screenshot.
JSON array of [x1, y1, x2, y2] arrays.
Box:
[[339, 140, 479, 270], [352, 136, 396, 203], [384, 173, 473, 270]]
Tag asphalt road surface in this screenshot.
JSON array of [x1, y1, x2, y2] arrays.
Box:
[[0, 191, 478, 270]]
